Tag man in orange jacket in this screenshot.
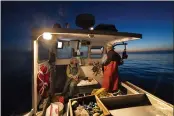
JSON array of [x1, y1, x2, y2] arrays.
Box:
[[102, 43, 122, 92]]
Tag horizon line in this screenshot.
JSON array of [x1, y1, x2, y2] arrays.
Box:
[[2, 48, 174, 53]]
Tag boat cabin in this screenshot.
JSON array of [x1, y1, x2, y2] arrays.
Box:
[[29, 14, 173, 116]]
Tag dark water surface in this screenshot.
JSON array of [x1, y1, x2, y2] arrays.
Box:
[[1, 51, 174, 115], [119, 52, 174, 104]]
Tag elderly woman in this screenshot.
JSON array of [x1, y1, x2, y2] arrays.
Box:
[[62, 57, 80, 98]]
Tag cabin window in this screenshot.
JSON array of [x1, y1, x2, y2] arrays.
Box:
[[80, 46, 88, 58], [38, 41, 49, 61], [57, 46, 72, 59], [90, 46, 104, 58]]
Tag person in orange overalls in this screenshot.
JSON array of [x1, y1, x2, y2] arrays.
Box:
[[102, 43, 122, 92]]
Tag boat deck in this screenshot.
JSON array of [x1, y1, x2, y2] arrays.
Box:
[[34, 75, 173, 116], [109, 105, 166, 116]]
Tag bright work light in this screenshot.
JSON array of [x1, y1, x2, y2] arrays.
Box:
[[90, 27, 94, 30], [43, 32, 52, 40]]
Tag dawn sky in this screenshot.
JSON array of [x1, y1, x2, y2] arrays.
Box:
[[1, 1, 174, 52]]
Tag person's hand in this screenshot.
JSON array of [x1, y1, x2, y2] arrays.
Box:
[[73, 76, 79, 81], [118, 59, 124, 66], [88, 77, 93, 82]]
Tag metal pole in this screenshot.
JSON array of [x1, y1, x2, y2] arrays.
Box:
[[33, 40, 38, 115]]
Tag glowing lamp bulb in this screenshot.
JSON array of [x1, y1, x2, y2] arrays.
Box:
[[43, 32, 52, 40], [90, 27, 94, 30]]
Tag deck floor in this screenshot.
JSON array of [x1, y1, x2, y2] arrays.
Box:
[[109, 105, 166, 116]]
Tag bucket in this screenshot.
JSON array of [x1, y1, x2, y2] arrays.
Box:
[[46, 102, 64, 116]]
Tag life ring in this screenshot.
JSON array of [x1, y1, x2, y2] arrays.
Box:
[[37, 64, 50, 97]]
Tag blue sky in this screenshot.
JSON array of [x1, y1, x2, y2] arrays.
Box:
[[1, 1, 174, 52]]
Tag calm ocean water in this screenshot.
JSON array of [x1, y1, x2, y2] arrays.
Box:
[[119, 52, 174, 104], [2, 51, 174, 115]]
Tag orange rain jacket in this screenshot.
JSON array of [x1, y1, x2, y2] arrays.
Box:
[[102, 49, 121, 92]]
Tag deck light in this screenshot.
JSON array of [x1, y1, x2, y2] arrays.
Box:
[[43, 32, 52, 40], [90, 27, 94, 30]]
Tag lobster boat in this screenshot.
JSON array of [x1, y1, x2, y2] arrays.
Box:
[[25, 14, 173, 116]]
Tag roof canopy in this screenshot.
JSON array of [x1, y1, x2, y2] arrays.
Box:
[[32, 28, 142, 44]]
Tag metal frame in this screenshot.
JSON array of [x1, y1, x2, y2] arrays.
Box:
[[33, 40, 38, 115]]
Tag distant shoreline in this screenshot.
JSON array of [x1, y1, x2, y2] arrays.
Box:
[[118, 50, 174, 54], [2, 49, 174, 54]]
